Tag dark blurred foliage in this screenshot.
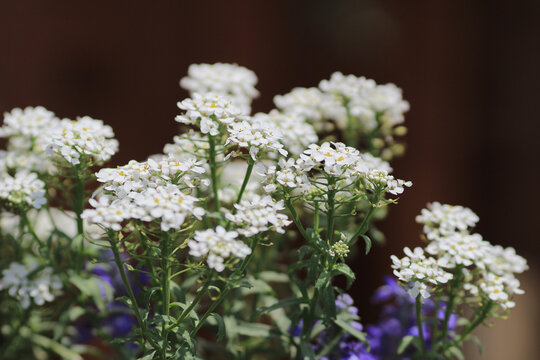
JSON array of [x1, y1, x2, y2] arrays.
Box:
[[0, 0, 538, 357]]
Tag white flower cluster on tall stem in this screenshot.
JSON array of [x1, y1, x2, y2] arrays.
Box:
[[391, 247, 453, 299], [84, 155, 207, 231], [163, 130, 212, 161], [263, 142, 411, 196], [0, 262, 62, 308], [180, 63, 259, 115], [0, 106, 59, 173], [188, 226, 252, 272], [0, 171, 46, 209], [176, 93, 242, 136], [46, 116, 119, 166], [252, 110, 318, 155], [225, 195, 291, 237], [391, 203, 528, 309], [226, 119, 288, 160]]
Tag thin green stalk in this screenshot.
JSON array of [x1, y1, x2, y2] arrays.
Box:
[[313, 202, 320, 231], [326, 178, 336, 246], [349, 200, 376, 244], [453, 301, 493, 345], [109, 235, 160, 352], [21, 211, 42, 246], [440, 267, 463, 343], [169, 272, 214, 330], [416, 295, 427, 356], [160, 232, 171, 359], [208, 134, 220, 211], [234, 157, 254, 209], [285, 198, 309, 242], [190, 237, 259, 337], [73, 171, 85, 273]]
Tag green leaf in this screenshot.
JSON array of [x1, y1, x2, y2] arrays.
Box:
[[70, 274, 113, 312], [320, 285, 337, 319], [300, 338, 316, 360], [469, 335, 484, 354], [258, 271, 289, 283], [315, 270, 331, 290], [447, 346, 465, 360], [397, 335, 415, 354], [233, 322, 279, 338], [31, 334, 83, 360], [209, 313, 226, 341], [139, 351, 156, 360], [333, 263, 355, 288], [253, 297, 304, 318], [334, 318, 368, 347], [360, 234, 372, 254]]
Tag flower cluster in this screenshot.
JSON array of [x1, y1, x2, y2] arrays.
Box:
[[392, 203, 528, 309], [225, 194, 291, 237], [0, 262, 62, 308], [188, 226, 252, 272], [83, 155, 206, 231], [252, 110, 318, 155], [0, 171, 47, 209], [274, 72, 409, 159], [264, 142, 411, 197], [176, 93, 242, 136], [46, 116, 119, 166], [180, 63, 259, 115], [226, 119, 288, 160], [0, 106, 59, 173]]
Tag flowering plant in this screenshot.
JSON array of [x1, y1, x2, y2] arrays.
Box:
[[0, 63, 528, 360]]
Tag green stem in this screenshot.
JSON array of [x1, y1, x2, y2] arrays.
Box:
[[21, 211, 42, 246], [73, 171, 85, 273], [234, 157, 254, 209], [285, 198, 309, 242], [349, 201, 376, 244], [169, 272, 214, 330], [416, 295, 427, 356], [160, 232, 171, 359], [440, 266, 463, 343], [208, 134, 220, 211], [453, 301, 494, 346], [326, 178, 336, 246], [109, 235, 160, 352], [190, 237, 259, 337]]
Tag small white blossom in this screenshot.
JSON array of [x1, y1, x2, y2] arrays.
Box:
[[180, 63, 259, 115], [416, 202, 480, 240], [225, 195, 291, 237], [188, 226, 252, 272], [46, 116, 119, 165], [0, 262, 62, 308], [176, 93, 241, 136], [226, 119, 288, 160], [0, 171, 47, 209]]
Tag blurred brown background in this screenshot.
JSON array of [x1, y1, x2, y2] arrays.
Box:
[[0, 0, 538, 358]]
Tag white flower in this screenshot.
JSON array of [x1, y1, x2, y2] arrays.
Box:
[[188, 226, 252, 272], [274, 87, 328, 123], [0, 171, 47, 209], [253, 110, 318, 155], [416, 202, 480, 240], [425, 232, 491, 269], [391, 246, 453, 299], [176, 93, 241, 136], [0, 262, 62, 308], [0, 106, 60, 139], [46, 116, 119, 165], [180, 63, 259, 115], [225, 195, 291, 237], [226, 119, 288, 160]]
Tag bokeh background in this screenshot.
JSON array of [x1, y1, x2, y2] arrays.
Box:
[[0, 1, 538, 358]]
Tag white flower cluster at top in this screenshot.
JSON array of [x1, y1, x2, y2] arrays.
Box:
[[46, 116, 119, 166], [274, 72, 409, 159], [180, 63, 259, 115], [0, 106, 59, 174], [252, 110, 318, 155], [263, 142, 411, 196], [0, 171, 46, 209], [226, 119, 288, 160], [392, 203, 528, 309], [0, 262, 62, 308], [188, 226, 252, 272], [225, 194, 291, 237], [82, 155, 206, 231]]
